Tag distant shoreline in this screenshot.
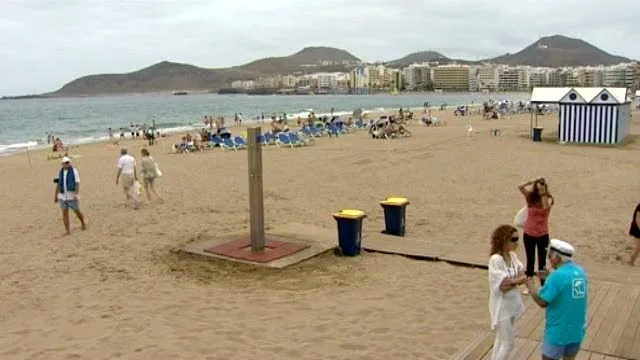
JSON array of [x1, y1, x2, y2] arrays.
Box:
[[1, 89, 531, 100]]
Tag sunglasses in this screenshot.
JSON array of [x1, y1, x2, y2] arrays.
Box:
[[511, 236, 519, 243]]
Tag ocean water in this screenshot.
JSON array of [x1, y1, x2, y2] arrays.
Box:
[[0, 92, 529, 155]]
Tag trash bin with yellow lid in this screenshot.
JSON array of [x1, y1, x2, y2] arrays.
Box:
[[332, 209, 367, 256], [380, 197, 410, 236]]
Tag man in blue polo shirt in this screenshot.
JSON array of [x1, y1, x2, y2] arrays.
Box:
[[526, 239, 587, 360]]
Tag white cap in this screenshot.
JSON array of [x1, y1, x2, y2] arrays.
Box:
[[61, 156, 71, 164], [550, 239, 575, 257]]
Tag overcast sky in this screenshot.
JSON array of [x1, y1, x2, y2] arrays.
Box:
[[1, 0, 638, 95]]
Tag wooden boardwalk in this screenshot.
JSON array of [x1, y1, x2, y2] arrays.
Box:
[[362, 233, 640, 285], [360, 233, 640, 360], [449, 281, 640, 360]]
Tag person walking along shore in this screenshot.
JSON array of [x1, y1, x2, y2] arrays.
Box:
[[54, 156, 86, 235], [116, 148, 139, 209]]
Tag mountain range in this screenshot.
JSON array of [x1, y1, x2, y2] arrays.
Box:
[[5, 35, 636, 98]]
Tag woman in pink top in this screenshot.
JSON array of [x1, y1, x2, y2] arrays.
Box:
[[518, 177, 554, 285]]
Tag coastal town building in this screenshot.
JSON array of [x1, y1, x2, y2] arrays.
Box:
[[230, 80, 256, 90], [431, 65, 470, 91], [228, 60, 639, 93], [402, 64, 431, 90]]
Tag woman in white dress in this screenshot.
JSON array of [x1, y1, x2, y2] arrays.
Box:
[[488, 224, 527, 360]]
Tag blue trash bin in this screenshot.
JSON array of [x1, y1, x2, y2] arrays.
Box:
[[532, 127, 543, 142], [380, 197, 410, 236], [332, 209, 367, 256]]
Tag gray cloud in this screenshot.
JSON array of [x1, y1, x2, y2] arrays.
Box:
[[1, 0, 638, 95]]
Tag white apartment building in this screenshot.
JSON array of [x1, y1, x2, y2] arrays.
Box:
[[402, 64, 431, 89], [469, 65, 499, 91], [280, 75, 298, 88], [527, 68, 549, 88], [312, 72, 339, 89], [497, 66, 527, 91], [350, 66, 370, 89], [603, 63, 636, 88], [230, 80, 256, 90]]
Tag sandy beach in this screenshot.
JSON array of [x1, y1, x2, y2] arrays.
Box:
[[1, 108, 639, 359]]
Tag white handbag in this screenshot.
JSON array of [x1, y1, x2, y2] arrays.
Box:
[[514, 206, 528, 228]]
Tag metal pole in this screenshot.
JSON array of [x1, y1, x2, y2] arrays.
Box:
[[247, 127, 265, 252], [530, 109, 533, 139]]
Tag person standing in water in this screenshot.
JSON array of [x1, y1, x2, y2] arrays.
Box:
[[518, 177, 554, 287], [54, 157, 86, 235], [488, 224, 527, 360]]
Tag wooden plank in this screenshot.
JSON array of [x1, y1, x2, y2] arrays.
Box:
[[439, 248, 488, 268], [602, 286, 640, 356], [448, 331, 491, 360], [591, 285, 637, 354], [525, 341, 542, 360], [574, 350, 591, 360], [530, 306, 546, 341], [480, 349, 491, 360], [586, 282, 608, 326], [618, 290, 640, 358], [628, 318, 640, 360], [589, 353, 605, 360], [511, 337, 538, 359], [362, 233, 450, 261], [516, 299, 544, 339], [462, 331, 495, 360], [581, 260, 640, 285], [583, 285, 621, 350]]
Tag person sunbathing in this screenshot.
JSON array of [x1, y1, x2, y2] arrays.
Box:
[[52, 138, 66, 152]]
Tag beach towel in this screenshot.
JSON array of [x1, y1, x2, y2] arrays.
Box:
[[514, 206, 527, 228]]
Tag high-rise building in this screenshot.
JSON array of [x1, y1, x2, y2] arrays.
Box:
[[432, 65, 470, 91]]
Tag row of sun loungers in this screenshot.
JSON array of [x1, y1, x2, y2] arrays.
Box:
[[207, 122, 359, 151]]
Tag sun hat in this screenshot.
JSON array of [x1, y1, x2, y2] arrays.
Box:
[[550, 239, 575, 257], [61, 156, 71, 163]]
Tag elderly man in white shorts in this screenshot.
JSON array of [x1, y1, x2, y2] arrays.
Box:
[[115, 148, 139, 209]]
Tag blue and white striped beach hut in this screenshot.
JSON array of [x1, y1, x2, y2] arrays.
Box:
[[530, 87, 632, 145]]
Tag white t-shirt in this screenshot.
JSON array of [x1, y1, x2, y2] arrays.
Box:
[[117, 154, 136, 175], [488, 252, 525, 329], [57, 168, 80, 201]]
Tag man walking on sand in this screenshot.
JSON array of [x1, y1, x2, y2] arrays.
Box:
[[116, 148, 139, 209], [526, 239, 587, 360], [54, 156, 86, 235]]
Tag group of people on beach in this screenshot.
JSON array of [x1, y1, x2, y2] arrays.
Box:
[[53, 147, 163, 234], [488, 178, 640, 360], [109, 121, 160, 146]]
